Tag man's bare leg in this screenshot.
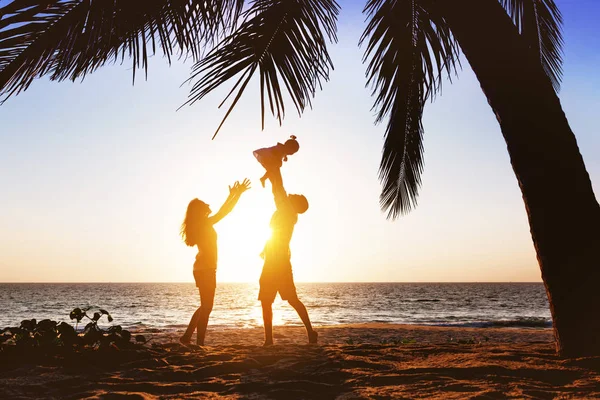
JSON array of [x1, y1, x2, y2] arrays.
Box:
[[288, 298, 318, 343], [261, 301, 274, 346]]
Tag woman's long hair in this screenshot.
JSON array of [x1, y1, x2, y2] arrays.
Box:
[[180, 199, 210, 247]]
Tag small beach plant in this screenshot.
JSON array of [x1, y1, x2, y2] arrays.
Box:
[[0, 307, 146, 355]]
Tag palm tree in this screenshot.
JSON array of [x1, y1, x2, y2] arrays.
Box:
[[1, 0, 598, 356]]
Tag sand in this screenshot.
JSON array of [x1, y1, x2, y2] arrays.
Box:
[[1, 323, 599, 399]]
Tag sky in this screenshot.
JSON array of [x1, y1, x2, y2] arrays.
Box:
[[0, 0, 598, 283]]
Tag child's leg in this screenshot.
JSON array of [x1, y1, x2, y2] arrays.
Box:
[[260, 171, 270, 188]]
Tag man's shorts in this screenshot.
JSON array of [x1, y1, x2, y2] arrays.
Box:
[[258, 261, 298, 303]]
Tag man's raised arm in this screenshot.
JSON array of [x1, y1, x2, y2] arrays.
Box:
[[269, 168, 289, 210]]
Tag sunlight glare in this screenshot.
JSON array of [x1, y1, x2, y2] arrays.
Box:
[[217, 188, 276, 282]]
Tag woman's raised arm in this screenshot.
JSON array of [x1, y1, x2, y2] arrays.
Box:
[[208, 178, 251, 224]]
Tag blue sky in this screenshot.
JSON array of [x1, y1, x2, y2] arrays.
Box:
[[0, 0, 598, 282]]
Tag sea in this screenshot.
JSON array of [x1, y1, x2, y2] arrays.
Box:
[[0, 283, 552, 332]]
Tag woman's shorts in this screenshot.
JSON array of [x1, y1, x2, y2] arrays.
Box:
[[193, 269, 217, 302]]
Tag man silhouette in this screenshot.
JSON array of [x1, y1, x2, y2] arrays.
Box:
[[259, 166, 317, 345]]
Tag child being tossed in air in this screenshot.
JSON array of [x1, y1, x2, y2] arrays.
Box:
[[253, 135, 299, 188], [254, 135, 299, 260]]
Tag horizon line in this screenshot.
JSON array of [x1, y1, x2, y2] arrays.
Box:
[[0, 281, 545, 284]]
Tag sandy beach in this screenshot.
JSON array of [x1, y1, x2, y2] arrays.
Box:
[[2, 323, 599, 399]]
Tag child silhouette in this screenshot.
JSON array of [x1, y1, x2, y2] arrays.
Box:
[[253, 135, 299, 188]]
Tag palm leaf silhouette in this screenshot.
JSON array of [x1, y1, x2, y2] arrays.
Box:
[[360, 0, 459, 219], [182, 0, 339, 139], [0, 0, 565, 221], [500, 0, 563, 91], [0, 0, 244, 103]]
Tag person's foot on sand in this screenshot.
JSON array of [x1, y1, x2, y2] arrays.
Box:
[[263, 340, 273, 347], [308, 330, 318, 344], [179, 336, 191, 345]]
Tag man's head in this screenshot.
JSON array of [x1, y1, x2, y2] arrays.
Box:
[[289, 194, 308, 214]]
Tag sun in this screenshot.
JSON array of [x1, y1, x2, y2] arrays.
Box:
[[216, 189, 276, 282]]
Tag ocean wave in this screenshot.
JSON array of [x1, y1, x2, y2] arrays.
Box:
[[405, 299, 442, 302], [162, 324, 189, 329], [432, 318, 551, 329], [0, 283, 552, 331]]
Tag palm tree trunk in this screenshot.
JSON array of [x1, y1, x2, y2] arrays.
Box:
[[439, 0, 600, 357]]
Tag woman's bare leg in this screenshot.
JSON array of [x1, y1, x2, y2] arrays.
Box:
[[181, 288, 214, 345], [181, 306, 202, 344], [195, 303, 213, 345]]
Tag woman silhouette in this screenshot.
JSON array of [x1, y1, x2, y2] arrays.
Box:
[[180, 178, 251, 345]]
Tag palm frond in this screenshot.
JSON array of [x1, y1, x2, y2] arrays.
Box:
[[360, 0, 459, 219], [0, 0, 244, 103], [500, 0, 563, 92], [183, 0, 339, 139]]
